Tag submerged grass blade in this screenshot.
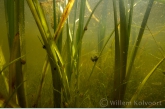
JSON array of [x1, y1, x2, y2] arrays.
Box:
[[118, 0, 129, 102], [146, 25, 165, 56], [4, 0, 27, 106], [127, 0, 134, 40], [126, 0, 154, 86], [53, 0, 57, 31], [0, 91, 20, 108], [65, 19, 72, 82], [86, 0, 99, 22], [74, 0, 103, 60], [26, 0, 70, 107], [3, 80, 26, 108], [74, 0, 86, 106], [88, 25, 118, 81], [15, 0, 27, 107], [73, 0, 103, 67], [116, 0, 135, 106], [98, 0, 108, 59], [33, 57, 49, 107], [72, 0, 78, 40], [126, 57, 165, 108], [54, 0, 75, 41], [8, 33, 22, 102], [0, 55, 25, 75], [4, 0, 15, 48], [112, 0, 120, 107], [84, 0, 103, 28]]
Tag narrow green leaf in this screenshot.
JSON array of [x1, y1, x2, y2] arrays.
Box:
[[0, 55, 25, 75], [126, 57, 165, 108]]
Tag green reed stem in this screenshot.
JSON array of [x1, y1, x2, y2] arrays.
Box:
[[26, 0, 70, 107], [112, 0, 120, 107], [118, 0, 129, 104], [0, 55, 25, 75], [54, 0, 75, 41], [126, 0, 154, 88], [72, 0, 78, 40], [65, 19, 72, 83], [15, 0, 27, 107], [4, 0, 14, 48], [4, 0, 16, 103], [74, 0, 86, 106], [117, 0, 134, 106], [127, 0, 134, 39], [3, 81, 26, 108], [88, 26, 117, 81], [53, 0, 57, 31], [33, 56, 49, 107], [4, 0, 27, 106], [97, 0, 108, 66], [73, 0, 103, 63]]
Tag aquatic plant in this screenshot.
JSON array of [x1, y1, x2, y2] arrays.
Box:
[[4, 0, 26, 107], [1, 0, 165, 108]]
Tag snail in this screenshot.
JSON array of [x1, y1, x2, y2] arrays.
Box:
[[63, 102, 69, 108], [21, 59, 26, 65], [42, 45, 46, 49], [91, 55, 99, 62]]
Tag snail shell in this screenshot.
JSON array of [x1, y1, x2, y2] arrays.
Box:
[[91, 55, 98, 62], [21, 59, 26, 65]]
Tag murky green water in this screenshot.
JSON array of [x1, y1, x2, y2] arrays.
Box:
[[1, 0, 165, 108]]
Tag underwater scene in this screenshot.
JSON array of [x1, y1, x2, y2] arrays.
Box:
[[0, 0, 165, 108]]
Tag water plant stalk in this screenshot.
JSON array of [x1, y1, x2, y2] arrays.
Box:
[[65, 19, 73, 83], [126, 57, 165, 107], [125, 0, 154, 96], [3, 81, 26, 108], [15, 0, 27, 107], [0, 90, 20, 108], [4, 0, 27, 107], [53, 0, 57, 31], [26, 0, 70, 107], [97, 0, 108, 67], [112, 0, 120, 107], [33, 56, 49, 107], [74, 0, 86, 106], [72, 0, 78, 40], [4, 0, 14, 48], [118, 0, 129, 104], [4, 0, 16, 102], [54, 0, 75, 41]]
